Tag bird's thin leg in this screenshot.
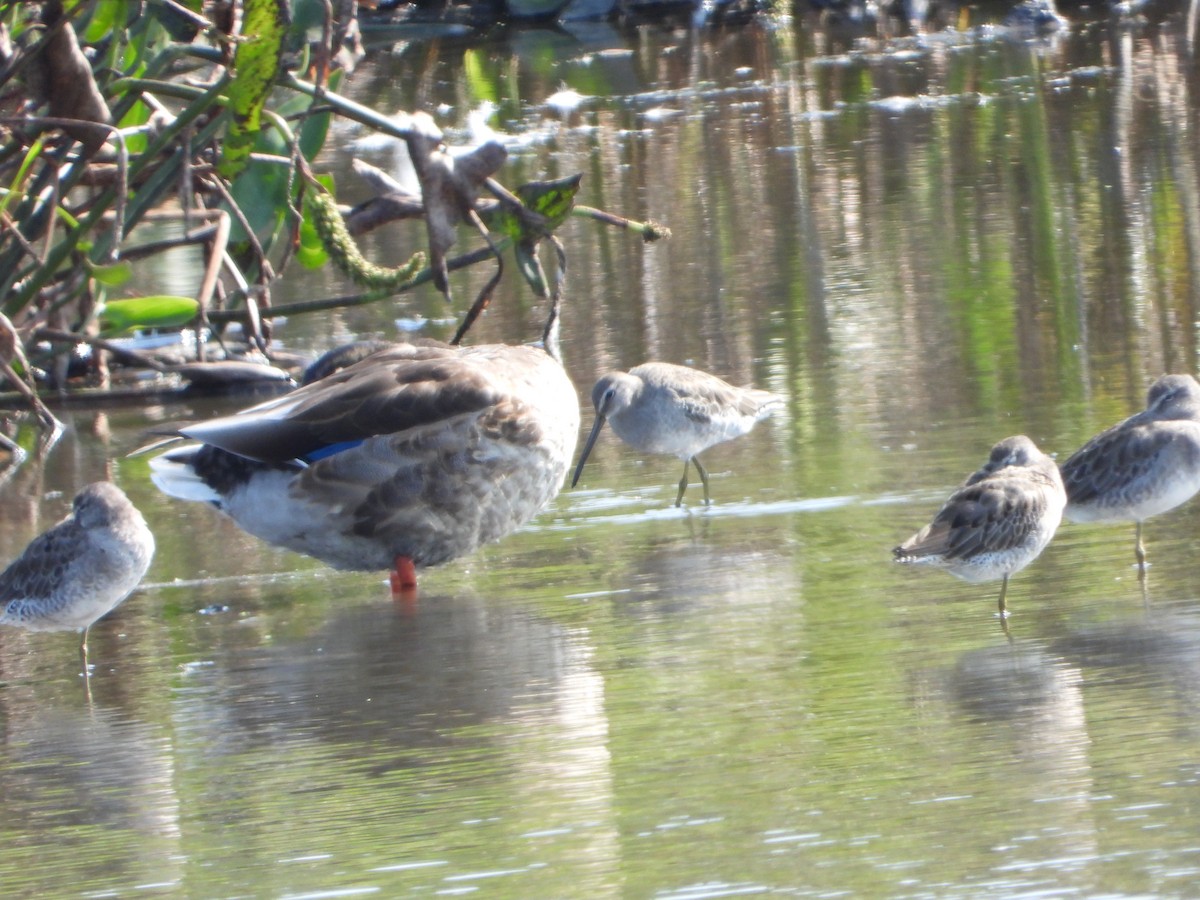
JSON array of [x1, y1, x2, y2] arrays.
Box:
[[997, 574, 1010, 618], [675, 460, 690, 508], [391, 555, 418, 596], [80, 627, 91, 672], [693, 456, 711, 506], [1134, 521, 1147, 577]]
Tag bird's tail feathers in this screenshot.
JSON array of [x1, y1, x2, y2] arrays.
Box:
[[148, 450, 221, 504]]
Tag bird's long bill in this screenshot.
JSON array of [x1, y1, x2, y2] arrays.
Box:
[[570, 415, 608, 487]]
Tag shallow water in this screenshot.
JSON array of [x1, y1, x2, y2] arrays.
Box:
[[5, 6, 1200, 897]]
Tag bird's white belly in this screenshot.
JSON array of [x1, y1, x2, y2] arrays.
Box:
[[219, 470, 393, 570], [1067, 468, 1200, 523], [217, 435, 575, 572]]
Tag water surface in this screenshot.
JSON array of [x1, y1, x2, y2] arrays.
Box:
[[4, 7, 1200, 897]]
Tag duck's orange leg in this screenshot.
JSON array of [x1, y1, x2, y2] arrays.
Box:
[[390, 555, 418, 598]]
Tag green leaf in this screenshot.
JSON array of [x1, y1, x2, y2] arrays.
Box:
[[271, 69, 343, 162], [483, 174, 583, 240], [225, 72, 341, 256], [0, 135, 50, 220], [290, 0, 330, 49], [218, 0, 290, 180], [297, 198, 330, 270], [296, 236, 328, 269], [100, 296, 199, 334], [296, 174, 335, 269], [228, 156, 288, 248], [88, 260, 133, 287], [519, 174, 583, 226], [81, 0, 122, 44], [298, 68, 343, 161]]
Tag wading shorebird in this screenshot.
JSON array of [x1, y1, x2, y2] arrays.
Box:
[[0, 482, 154, 665], [893, 435, 1066, 617], [1059, 373, 1200, 576], [570, 362, 782, 507]]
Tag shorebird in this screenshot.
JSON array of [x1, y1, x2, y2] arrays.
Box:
[[0, 482, 155, 663], [893, 435, 1066, 617], [570, 362, 782, 507], [1059, 373, 1200, 574], [149, 341, 580, 594]]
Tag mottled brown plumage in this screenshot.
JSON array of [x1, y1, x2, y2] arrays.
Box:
[[894, 436, 1065, 617], [1060, 374, 1200, 573], [0, 482, 154, 657]]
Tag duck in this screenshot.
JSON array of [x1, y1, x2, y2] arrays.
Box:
[[149, 340, 579, 593]]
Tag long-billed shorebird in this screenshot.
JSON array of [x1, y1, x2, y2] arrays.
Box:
[[150, 341, 579, 593], [1059, 373, 1200, 575], [0, 482, 155, 663], [893, 435, 1066, 617], [570, 362, 782, 507]]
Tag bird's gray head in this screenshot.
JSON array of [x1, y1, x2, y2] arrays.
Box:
[[573, 372, 640, 489], [591, 371, 640, 418], [1145, 374, 1200, 419], [990, 435, 1041, 467], [964, 435, 1044, 484], [72, 482, 132, 529]]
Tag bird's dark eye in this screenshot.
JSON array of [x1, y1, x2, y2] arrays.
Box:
[[605, 389, 616, 401]]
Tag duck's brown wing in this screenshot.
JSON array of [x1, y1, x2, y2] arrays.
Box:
[[180, 345, 513, 463]]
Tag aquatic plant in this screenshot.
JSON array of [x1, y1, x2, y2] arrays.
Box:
[[0, 0, 666, 431]]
